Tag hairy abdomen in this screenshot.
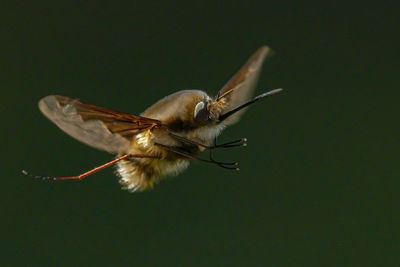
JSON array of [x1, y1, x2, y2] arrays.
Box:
[[116, 130, 190, 192], [116, 157, 189, 192]]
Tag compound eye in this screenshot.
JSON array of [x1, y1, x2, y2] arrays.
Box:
[[194, 101, 209, 122]]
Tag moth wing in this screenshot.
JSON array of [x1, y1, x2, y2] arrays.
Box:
[[38, 95, 161, 154], [216, 46, 271, 126]]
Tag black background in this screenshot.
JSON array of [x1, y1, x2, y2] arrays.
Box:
[[2, 1, 399, 266]]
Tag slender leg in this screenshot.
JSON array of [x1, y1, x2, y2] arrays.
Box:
[[208, 136, 217, 162], [167, 133, 244, 170], [22, 154, 160, 181], [155, 143, 239, 170], [168, 131, 247, 149], [207, 136, 239, 170]]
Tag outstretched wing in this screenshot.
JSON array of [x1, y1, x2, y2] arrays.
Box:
[[38, 95, 161, 154], [216, 46, 271, 126]]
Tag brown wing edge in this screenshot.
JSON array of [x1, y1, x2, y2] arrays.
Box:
[[216, 46, 271, 100], [215, 46, 272, 126], [38, 95, 160, 154]]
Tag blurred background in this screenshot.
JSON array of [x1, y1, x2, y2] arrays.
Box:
[[2, 1, 399, 266]]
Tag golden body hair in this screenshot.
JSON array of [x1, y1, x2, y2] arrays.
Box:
[[117, 90, 226, 191]]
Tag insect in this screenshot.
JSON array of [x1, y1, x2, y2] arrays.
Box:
[[23, 46, 282, 192]]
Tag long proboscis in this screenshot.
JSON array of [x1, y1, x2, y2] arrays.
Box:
[[218, 88, 283, 122]]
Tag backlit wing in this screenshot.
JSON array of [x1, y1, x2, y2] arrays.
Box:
[[38, 95, 161, 154], [216, 46, 271, 126]]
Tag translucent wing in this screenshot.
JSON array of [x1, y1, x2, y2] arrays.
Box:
[[38, 95, 161, 154], [216, 46, 271, 126]]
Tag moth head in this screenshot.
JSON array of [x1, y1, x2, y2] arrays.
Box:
[[194, 100, 217, 123]]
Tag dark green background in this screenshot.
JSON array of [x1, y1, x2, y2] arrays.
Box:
[[2, 1, 399, 266]]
